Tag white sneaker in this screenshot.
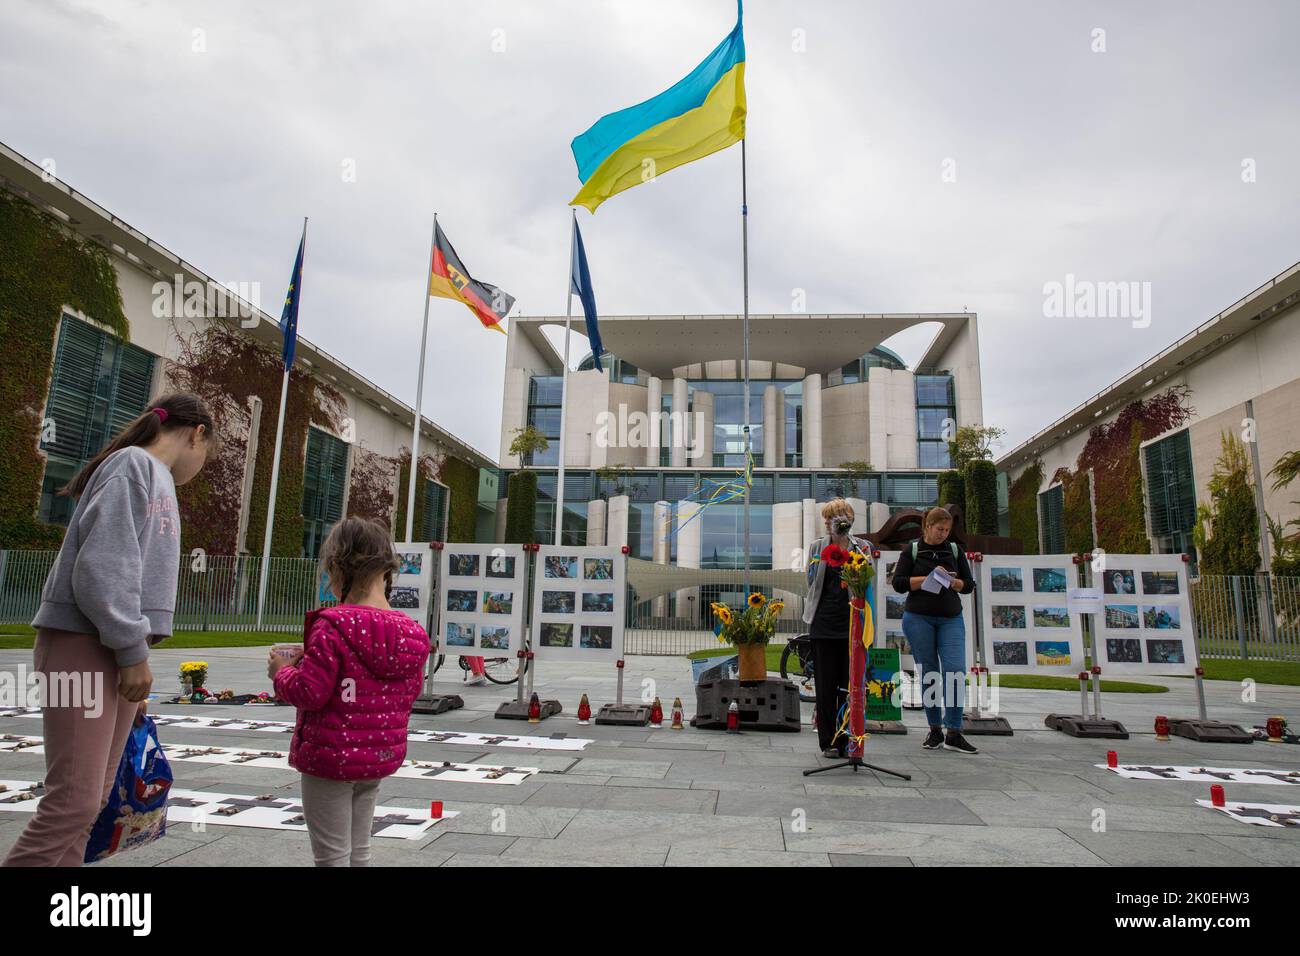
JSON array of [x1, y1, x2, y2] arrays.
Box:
[[465, 675, 487, 687]]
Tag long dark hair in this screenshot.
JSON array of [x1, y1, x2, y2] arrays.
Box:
[[319, 518, 400, 604], [61, 391, 215, 498]]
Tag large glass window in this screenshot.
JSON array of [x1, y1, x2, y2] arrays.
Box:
[[40, 315, 157, 526], [525, 375, 563, 467], [1144, 429, 1196, 559], [302, 427, 350, 558], [1039, 484, 1065, 554], [915, 373, 955, 470]]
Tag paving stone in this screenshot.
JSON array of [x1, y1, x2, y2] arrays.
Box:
[[1206, 834, 1300, 866], [1056, 827, 1266, 866], [525, 781, 719, 813], [551, 808, 786, 851], [666, 846, 831, 866], [830, 853, 915, 866], [786, 820, 1106, 864], [718, 791, 985, 826], [426, 831, 518, 855]]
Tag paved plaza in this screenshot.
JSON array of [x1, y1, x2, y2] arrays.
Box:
[[2, 647, 1298, 867]]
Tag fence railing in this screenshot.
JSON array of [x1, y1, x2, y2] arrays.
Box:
[[2, 549, 1298, 661]]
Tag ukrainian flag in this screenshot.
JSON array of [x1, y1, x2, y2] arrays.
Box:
[[570, 2, 746, 213]]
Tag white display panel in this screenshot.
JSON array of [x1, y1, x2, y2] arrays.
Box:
[[391, 543, 435, 628], [874, 549, 975, 672], [436, 543, 527, 657], [978, 554, 1087, 674], [531, 545, 626, 662], [1092, 553, 1197, 676]]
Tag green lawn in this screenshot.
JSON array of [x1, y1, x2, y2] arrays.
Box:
[[1196, 658, 1300, 687], [0, 624, 284, 650]]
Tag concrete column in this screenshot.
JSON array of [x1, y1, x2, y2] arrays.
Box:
[[693, 390, 714, 465], [606, 494, 630, 551], [494, 498, 508, 543], [671, 377, 689, 468], [675, 501, 702, 626], [763, 385, 780, 467], [645, 376, 662, 466], [776, 389, 786, 466], [869, 501, 891, 534], [802, 497, 819, 550], [652, 500, 671, 617], [803, 373, 823, 468], [772, 500, 804, 622], [847, 497, 868, 534], [586, 498, 607, 547]]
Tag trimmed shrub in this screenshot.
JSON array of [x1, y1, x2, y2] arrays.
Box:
[[504, 470, 538, 545], [963, 459, 998, 535]]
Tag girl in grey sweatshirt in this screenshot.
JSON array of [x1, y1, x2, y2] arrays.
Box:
[[4, 392, 214, 867]]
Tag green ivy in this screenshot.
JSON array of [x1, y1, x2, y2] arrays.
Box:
[[963, 460, 998, 534], [0, 194, 128, 550], [1008, 460, 1043, 554], [937, 470, 965, 512], [505, 470, 538, 545], [1061, 469, 1095, 553], [438, 455, 479, 543], [393, 450, 436, 542]]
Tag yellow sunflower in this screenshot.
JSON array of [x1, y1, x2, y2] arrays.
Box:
[[748, 593, 766, 607], [714, 605, 734, 626], [769, 600, 785, 615]]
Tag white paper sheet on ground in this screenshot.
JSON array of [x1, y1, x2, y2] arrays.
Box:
[[0, 736, 539, 784], [1099, 764, 1300, 786], [0, 780, 456, 839], [1196, 799, 1300, 828], [8, 710, 592, 751]]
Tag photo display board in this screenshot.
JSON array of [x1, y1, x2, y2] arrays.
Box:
[[437, 543, 527, 657], [391, 543, 435, 628], [874, 549, 975, 672], [979, 555, 1086, 674], [1092, 554, 1197, 676], [531, 545, 626, 662]]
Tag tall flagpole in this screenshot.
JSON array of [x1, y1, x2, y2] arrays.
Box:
[[741, 139, 751, 596], [256, 217, 306, 630], [405, 215, 439, 543], [553, 211, 577, 545]]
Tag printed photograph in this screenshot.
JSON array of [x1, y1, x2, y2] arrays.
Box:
[[1104, 604, 1140, 629], [486, 555, 517, 579], [580, 625, 614, 649], [1141, 570, 1180, 595], [544, 555, 579, 579], [1105, 638, 1142, 663], [445, 622, 475, 647], [446, 589, 477, 613], [886, 594, 906, 620], [480, 626, 511, 650], [397, 552, 423, 576], [1032, 606, 1070, 628], [1146, 639, 1186, 664], [884, 630, 910, 655], [390, 586, 421, 610], [1034, 640, 1072, 666], [584, 557, 614, 580], [542, 590, 576, 614], [1142, 605, 1181, 629], [483, 591, 514, 615], [1103, 569, 1136, 595], [991, 605, 1027, 629], [1032, 567, 1069, 593], [992, 641, 1029, 666], [448, 553, 480, 577], [540, 622, 573, 648], [990, 567, 1023, 592], [582, 591, 615, 613]]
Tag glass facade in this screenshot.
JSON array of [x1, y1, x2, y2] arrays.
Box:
[[301, 427, 349, 559], [915, 373, 955, 470], [524, 375, 563, 467], [39, 315, 157, 526]]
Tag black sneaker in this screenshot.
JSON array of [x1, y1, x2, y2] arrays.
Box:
[[922, 728, 944, 750], [821, 746, 843, 758], [943, 731, 979, 755]]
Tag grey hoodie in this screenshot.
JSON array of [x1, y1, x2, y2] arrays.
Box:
[[32, 446, 181, 666]]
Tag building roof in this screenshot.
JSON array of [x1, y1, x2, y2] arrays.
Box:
[[996, 259, 1300, 473], [509, 312, 975, 379], [0, 141, 495, 470]]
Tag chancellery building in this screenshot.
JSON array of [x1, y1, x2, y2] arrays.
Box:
[[496, 312, 984, 574]]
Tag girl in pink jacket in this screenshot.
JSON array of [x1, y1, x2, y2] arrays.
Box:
[[267, 518, 429, 866]]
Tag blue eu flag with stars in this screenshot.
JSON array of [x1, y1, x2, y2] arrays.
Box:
[[279, 223, 306, 369]]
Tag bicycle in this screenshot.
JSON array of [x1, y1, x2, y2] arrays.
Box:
[[779, 632, 816, 703], [429, 644, 531, 685]]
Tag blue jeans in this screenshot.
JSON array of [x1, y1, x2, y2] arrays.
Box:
[[902, 611, 966, 730]]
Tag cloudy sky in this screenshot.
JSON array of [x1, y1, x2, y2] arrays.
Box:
[[3, 0, 1297, 461]]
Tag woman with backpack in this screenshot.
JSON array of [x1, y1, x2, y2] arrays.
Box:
[[891, 506, 979, 754]]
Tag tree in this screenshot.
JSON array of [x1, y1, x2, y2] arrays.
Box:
[[963, 460, 998, 535], [509, 426, 550, 466], [947, 424, 1006, 471], [1197, 432, 1259, 576]]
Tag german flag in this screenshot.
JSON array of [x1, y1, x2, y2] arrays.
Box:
[[428, 220, 514, 334]]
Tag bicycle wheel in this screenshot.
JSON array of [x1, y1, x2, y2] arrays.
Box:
[[430, 653, 446, 674], [780, 639, 816, 703], [482, 654, 529, 685]]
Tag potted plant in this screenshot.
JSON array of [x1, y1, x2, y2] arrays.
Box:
[[710, 593, 785, 681], [180, 661, 209, 702]]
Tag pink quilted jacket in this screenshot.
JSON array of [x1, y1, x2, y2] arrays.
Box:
[[273, 605, 430, 781]]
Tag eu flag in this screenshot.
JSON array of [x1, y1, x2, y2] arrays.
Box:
[[279, 222, 306, 369], [570, 218, 604, 372]]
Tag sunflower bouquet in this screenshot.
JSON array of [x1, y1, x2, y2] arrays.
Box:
[[710, 592, 786, 647], [837, 547, 876, 601]]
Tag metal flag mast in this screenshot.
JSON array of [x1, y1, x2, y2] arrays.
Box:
[[553, 210, 578, 545], [404, 215, 439, 544], [255, 217, 306, 631], [741, 139, 751, 597]]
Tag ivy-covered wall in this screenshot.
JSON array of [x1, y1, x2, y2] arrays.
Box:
[[347, 447, 399, 530], [1060, 468, 1095, 553], [0, 194, 128, 550], [392, 449, 438, 541], [1008, 459, 1043, 554], [438, 455, 480, 543]]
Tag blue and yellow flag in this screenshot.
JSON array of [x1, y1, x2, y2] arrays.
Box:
[[279, 221, 306, 370], [570, 2, 746, 212]]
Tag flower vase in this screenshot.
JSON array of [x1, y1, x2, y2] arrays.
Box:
[[736, 643, 767, 682]]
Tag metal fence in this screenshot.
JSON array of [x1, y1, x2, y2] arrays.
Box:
[[3, 549, 1298, 661]]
